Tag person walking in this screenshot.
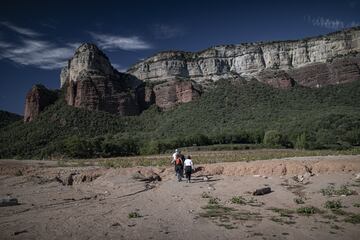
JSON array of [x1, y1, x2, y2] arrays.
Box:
[[171, 149, 180, 176], [174, 155, 183, 182], [184, 155, 194, 183]]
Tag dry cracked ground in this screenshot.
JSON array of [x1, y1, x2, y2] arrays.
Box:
[[1, 155, 360, 240]]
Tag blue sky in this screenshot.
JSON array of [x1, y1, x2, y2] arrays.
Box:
[[0, 0, 359, 114]]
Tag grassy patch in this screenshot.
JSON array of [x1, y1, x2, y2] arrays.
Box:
[[200, 204, 234, 221], [344, 214, 360, 224], [321, 214, 338, 220], [217, 223, 237, 229], [231, 196, 247, 205], [200, 199, 262, 229], [324, 200, 342, 209], [231, 196, 264, 207], [51, 148, 360, 168], [268, 207, 295, 217], [296, 206, 322, 216], [350, 179, 360, 187], [321, 185, 357, 196], [270, 216, 296, 225], [330, 224, 343, 230], [294, 197, 305, 204], [208, 197, 220, 205], [128, 211, 142, 218], [331, 209, 351, 216], [353, 203, 360, 208], [201, 192, 211, 198]]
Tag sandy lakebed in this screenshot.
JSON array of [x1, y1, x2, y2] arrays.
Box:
[[1, 155, 360, 240]]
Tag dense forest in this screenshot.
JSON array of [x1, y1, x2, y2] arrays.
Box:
[[0, 110, 22, 129], [1, 79, 359, 159]]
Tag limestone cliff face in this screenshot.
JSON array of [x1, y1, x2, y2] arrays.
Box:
[[24, 85, 58, 122], [127, 27, 360, 88], [62, 43, 142, 115]]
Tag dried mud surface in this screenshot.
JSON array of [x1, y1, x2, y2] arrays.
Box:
[[1, 155, 360, 240]]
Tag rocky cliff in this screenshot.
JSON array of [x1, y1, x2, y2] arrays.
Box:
[[61, 43, 142, 116], [24, 85, 58, 122], [128, 27, 360, 88], [23, 28, 360, 121]]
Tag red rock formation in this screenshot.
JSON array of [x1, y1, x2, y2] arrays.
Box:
[[257, 70, 295, 89], [153, 80, 201, 109], [62, 44, 141, 115], [288, 55, 360, 88], [24, 85, 58, 122], [65, 73, 140, 116]]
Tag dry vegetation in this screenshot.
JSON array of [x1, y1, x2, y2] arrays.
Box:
[[55, 148, 360, 168]]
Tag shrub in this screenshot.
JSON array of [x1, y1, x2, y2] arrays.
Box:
[[297, 206, 322, 215], [128, 211, 141, 218], [294, 197, 305, 204], [208, 197, 220, 205], [63, 136, 93, 158], [201, 192, 211, 198], [231, 196, 246, 205], [263, 130, 283, 147], [321, 185, 357, 196], [344, 214, 360, 224], [324, 200, 342, 209], [295, 133, 307, 150]]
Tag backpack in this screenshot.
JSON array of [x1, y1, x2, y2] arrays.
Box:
[[175, 158, 182, 165]]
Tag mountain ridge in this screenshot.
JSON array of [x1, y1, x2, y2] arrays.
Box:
[[19, 27, 360, 126], [127, 27, 360, 88]]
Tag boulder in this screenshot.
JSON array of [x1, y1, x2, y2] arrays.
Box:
[[253, 187, 272, 195]]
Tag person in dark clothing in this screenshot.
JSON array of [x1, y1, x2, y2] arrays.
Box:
[[179, 153, 185, 178], [184, 155, 194, 183]]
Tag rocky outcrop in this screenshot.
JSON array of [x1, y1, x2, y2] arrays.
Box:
[[128, 27, 360, 88], [288, 54, 360, 87], [23, 28, 360, 119], [152, 80, 202, 109], [24, 85, 58, 122], [62, 43, 142, 115], [257, 70, 295, 89]]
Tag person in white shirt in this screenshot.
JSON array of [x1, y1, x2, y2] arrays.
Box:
[[172, 149, 179, 162], [184, 155, 194, 183]]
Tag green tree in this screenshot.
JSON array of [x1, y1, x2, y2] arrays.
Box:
[[295, 133, 307, 149], [263, 130, 283, 147]]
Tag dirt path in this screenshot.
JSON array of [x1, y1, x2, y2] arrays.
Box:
[[1, 155, 360, 239]]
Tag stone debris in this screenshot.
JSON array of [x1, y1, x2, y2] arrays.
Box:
[[253, 187, 272, 196], [0, 197, 19, 207]]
